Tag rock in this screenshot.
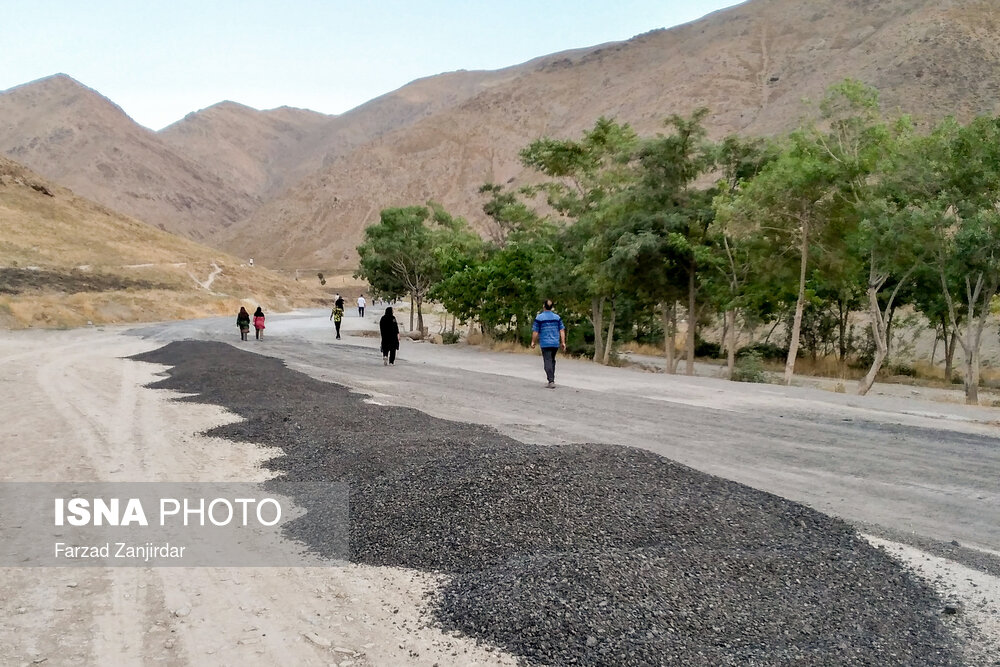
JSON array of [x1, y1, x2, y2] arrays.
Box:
[[173, 606, 191, 618], [302, 632, 332, 648], [586, 636, 598, 647]]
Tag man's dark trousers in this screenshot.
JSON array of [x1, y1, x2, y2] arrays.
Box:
[[542, 347, 558, 383]]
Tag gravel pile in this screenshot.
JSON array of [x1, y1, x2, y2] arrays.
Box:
[[133, 341, 962, 666]]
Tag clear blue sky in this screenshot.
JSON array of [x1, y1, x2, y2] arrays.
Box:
[[2, 1, 743, 130]]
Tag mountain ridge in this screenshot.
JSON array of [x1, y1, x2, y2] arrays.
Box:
[[4, 0, 1000, 269]]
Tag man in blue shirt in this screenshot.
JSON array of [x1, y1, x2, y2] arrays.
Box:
[[530, 299, 567, 388]]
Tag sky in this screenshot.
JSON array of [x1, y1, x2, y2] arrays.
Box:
[[2, 1, 743, 131]]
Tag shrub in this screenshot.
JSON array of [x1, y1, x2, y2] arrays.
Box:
[[737, 342, 787, 361], [694, 336, 722, 359], [441, 331, 461, 345], [888, 363, 916, 377], [731, 350, 768, 384]]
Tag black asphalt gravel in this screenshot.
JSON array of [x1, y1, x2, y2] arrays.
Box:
[[132, 340, 963, 666]]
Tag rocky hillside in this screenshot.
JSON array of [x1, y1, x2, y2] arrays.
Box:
[[224, 0, 1000, 268], [158, 102, 333, 200]]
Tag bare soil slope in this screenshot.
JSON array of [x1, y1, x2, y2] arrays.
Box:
[[0, 156, 322, 328], [0, 75, 259, 242], [158, 102, 333, 200]]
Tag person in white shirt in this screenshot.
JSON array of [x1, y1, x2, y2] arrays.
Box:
[[357, 294, 366, 317]]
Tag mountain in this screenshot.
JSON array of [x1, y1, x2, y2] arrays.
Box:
[[158, 68, 534, 204], [158, 102, 333, 200], [0, 155, 322, 328], [221, 0, 1000, 268], [4, 0, 1000, 270], [0, 74, 259, 241]]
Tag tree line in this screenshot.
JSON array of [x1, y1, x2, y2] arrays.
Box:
[[356, 80, 1000, 405]]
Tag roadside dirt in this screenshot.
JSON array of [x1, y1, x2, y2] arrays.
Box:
[[2, 317, 999, 664], [0, 328, 513, 666]]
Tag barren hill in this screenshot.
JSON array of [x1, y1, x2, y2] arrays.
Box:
[[0, 74, 259, 242], [159, 67, 535, 205], [158, 102, 333, 200], [0, 156, 322, 328], [227, 0, 1000, 268], [4, 0, 1000, 271]]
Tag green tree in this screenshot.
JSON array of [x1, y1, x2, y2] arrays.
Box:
[[355, 205, 442, 334], [711, 135, 779, 376], [519, 117, 639, 362], [924, 117, 1000, 403]]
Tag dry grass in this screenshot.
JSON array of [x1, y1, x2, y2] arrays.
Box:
[[620, 341, 670, 357], [0, 159, 325, 329], [770, 356, 864, 380]]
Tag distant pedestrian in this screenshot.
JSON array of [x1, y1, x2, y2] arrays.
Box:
[[253, 306, 266, 340], [357, 294, 366, 317], [330, 302, 344, 339], [379, 307, 400, 366], [248, 257, 254, 267], [236, 306, 250, 341], [530, 299, 566, 388]]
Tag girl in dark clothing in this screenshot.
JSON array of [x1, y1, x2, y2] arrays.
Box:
[[379, 307, 400, 365], [253, 306, 266, 340], [236, 307, 250, 341]]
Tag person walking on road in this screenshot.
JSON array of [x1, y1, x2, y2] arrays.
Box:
[[357, 294, 367, 318], [379, 307, 400, 365], [236, 306, 251, 341], [530, 299, 566, 388], [330, 301, 344, 339], [253, 306, 266, 340]]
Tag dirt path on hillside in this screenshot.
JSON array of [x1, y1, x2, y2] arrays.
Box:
[[0, 329, 513, 666]]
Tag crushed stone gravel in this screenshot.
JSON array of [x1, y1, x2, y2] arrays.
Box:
[[132, 341, 963, 666]]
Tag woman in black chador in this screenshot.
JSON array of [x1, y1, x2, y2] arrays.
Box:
[[379, 307, 400, 365]]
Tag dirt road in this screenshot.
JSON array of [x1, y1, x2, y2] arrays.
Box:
[[2, 311, 999, 665], [0, 327, 514, 666], [136, 309, 1000, 556]]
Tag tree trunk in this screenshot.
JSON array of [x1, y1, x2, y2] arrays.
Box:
[[726, 309, 737, 378], [415, 297, 424, 336], [964, 346, 979, 405], [721, 315, 730, 362], [590, 298, 605, 364], [660, 301, 676, 375], [602, 301, 617, 365], [685, 264, 696, 376], [837, 298, 848, 362], [885, 303, 897, 363], [963, 285, 995, 405], [409, 294, 415, 331], [670, 303, 680, 373], [784, 227, 809, 385], [930, 323, 939, 367], [945, 329, 957, 383], [858, 285, 888, 396], [940, 270, 997, 405]]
